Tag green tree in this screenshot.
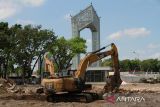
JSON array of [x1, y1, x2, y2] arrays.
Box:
[[130, 59, 141, 71], [119, 59, 132, 71], [0, 22, 57, 80], [0, 22, 14, 78], [12, 25, 56, 79], [101, 58, 112, 67], [157, 60, 160, 72], [49, 36, 86, 73], [141, 59, 159, 72]]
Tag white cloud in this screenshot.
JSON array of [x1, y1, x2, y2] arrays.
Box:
[[0, 0, 46, 20], [19, 0, 45, 7], [108, 27, 151, 40], [124, 28, 150, 38], [130, 48, 160, 60], [16, 19, 34, 25], [149, 53, 160, 60], [147, 43, 160, 49], [0, 0, 18, 20], [108, 31, 122, 40]]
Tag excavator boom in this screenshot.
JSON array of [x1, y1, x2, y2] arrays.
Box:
[[75, 43, 122, 92], [44, 53, 55, 76]]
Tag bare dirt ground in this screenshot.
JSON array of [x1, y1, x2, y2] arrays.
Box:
[[0, 83, 160, 107]]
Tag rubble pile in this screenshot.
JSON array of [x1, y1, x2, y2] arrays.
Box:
[[0, 78, 18, 94], [0, 85, 8, 94], [139, 76, 160, 84], [0, 79, 8, 94]]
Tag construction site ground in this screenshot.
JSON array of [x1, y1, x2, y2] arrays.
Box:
[[0, 83, 160, 107]]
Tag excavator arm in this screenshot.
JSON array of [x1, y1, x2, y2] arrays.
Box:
[[75, 43, 122, 91], [44, 53, 55, 76], [75, 50, 112, 78]]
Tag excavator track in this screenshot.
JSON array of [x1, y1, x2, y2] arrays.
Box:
[[46, 92, 99, 103]]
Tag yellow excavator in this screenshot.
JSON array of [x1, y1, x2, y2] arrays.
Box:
[[41, 43, 122, 102], [44, 53, 55, 77]]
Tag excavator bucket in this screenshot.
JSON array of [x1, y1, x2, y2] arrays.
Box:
[[104, 75, 122, 92]]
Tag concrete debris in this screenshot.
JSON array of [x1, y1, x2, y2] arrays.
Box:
[[0, 78, 19, 94], [121, 81, 128, 85], [0, 84, 3, 87], [139, 77, 160, 84]]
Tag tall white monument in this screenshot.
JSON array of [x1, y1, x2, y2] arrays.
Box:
[[71, 5, 100, 69]]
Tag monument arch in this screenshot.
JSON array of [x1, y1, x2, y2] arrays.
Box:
[[71, 5, 100, 69]]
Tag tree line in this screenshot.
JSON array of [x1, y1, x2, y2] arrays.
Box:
[[101, 58, 160, 72]]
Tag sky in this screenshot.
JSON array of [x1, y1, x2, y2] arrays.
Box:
[[0, 0, 160, 60]]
